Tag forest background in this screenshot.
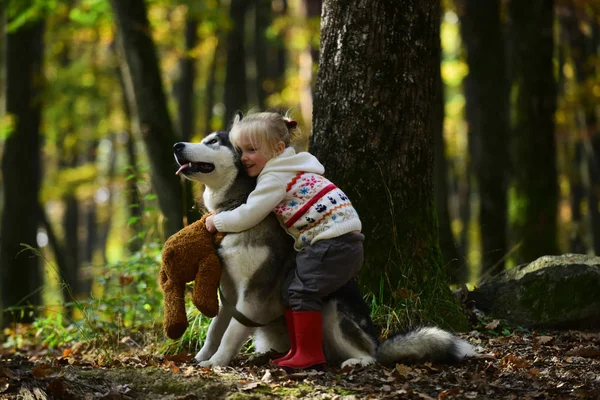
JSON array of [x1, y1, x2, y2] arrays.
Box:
[[0, 0, 599, 350]]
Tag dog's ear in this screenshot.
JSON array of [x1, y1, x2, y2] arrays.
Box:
[[233, 111, 243, 124]]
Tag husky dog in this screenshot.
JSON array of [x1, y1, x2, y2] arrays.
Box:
[[173, 129, 475, 368]]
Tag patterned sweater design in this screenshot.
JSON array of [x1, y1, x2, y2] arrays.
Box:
[[274, 172, 361, 249]]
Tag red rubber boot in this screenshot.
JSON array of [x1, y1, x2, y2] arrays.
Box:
[[277, 311, 326, 370], [272, 309, 295, 365]]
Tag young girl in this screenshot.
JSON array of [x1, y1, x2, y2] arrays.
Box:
[[206, 111, 364, 370]]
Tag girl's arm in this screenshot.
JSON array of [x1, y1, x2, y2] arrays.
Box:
[[212, 176, 286, 232]]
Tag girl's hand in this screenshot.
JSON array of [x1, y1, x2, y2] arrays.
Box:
[[206, 215, 217, 233]]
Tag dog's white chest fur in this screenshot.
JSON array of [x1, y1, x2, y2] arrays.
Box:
[[219, 235, 270, 282]]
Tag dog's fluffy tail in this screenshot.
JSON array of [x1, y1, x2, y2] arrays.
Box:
[[377, 327, 476, 365]]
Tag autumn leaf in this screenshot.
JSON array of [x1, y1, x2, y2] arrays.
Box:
[[162, 360, 180, 373], [164, 353, 194, 363], [566, 346, 600, 358], [394, 363, 414, 380], [533, 335, 554, 346], [32, 364, 53, 378], [118, 274, 134, 286], [499, 354, 531, 369], [238, 380, 262, 391], [485, 320, 500, 330]]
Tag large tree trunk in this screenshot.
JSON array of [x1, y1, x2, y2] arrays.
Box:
[[0, 10, 44, 325], [109, 0, 183, 237], [460, 0, 509, 277], [507, 0, 558, 265], [224, 0, 249, 125], [311, 0, 468, 330]]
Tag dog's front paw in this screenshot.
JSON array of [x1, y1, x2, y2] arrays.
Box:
[[198, 353, 231, 368], [341, 356, 375, 369], [198, 359, 214, 368], [194, 348, 214, 362]]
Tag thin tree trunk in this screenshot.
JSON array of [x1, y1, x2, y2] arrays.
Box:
[[0, 11, 44, 325], [83, 140, 99, 267], [62, 196, 79, 307], [274, 0, 288, 83], [224, 0, 249, 125], [125, 131, 144, 253], [176, 17, 201, 225], [109, 0, 184, 238], [311, 0, 468, 330], [460, 0, 509, 277], [434, 36, 465, 284], [297, 0, 322, 132], [39, 204, 69, 297], [255, 0, 272, 110], [98, 135, 117, 265], [112, 48, 144, 250], [204, 38, 220, 135], [53, 30, 81, 309], [561, 1, 600, 253], [508, 0, 558, 264], [178, 18, 199, 142]]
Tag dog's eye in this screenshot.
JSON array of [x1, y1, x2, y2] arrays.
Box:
[[206, 138, 218, 145]]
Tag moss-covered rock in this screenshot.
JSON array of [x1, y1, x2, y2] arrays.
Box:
[[468, 254, 600, 329]]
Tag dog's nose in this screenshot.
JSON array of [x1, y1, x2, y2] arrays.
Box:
[[173, 142, 185, 152]]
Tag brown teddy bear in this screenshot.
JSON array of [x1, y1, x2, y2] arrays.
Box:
[[159, 213, 224, 339]]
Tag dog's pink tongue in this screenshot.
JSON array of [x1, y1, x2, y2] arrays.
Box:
[[176, 163, 192, 175]]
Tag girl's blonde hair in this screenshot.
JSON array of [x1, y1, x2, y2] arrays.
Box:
[[229, 112, 300, 158]]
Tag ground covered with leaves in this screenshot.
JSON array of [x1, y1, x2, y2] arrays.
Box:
[[1, 326, 600, 399]]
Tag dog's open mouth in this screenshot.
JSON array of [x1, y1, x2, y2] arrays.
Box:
[[175, 158, 215, 175]]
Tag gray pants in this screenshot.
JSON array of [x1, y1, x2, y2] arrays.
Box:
[[283, 232, 365, 311]]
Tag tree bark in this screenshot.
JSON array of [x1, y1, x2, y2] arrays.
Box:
[[176, 17, 201, 225], [177, 18, 199, 143], [113, 52, 144, 250], [56, 35, 81, 310], [297, 0, 322, 132], [204, 37, 221, 135], [311, 0, 468, 330], [507, 0, 559, 265], [434, 37, 465, 284], [109, 0, 184, 237], [0, 9, 44, 325], [560, 1, 600, 254], [255, 0, 271, 110], [460, 0, 509, 277], [224, 0, 249, 125], [125, 131, 144, 253]]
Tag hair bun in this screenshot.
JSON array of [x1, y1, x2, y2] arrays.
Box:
[[284, 119, 298, 129]]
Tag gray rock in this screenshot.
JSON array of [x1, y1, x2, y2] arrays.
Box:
[[468, 254, 600, 329]]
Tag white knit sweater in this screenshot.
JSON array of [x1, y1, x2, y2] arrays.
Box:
[[212, 147, 362, 250]]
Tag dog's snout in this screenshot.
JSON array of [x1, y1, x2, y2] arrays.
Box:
[[173, 142, 185, 153]]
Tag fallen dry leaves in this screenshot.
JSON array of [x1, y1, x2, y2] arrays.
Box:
[[0, 328, 599, 399]]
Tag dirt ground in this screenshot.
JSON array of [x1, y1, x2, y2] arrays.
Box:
[[1, 329, 600, 399]]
